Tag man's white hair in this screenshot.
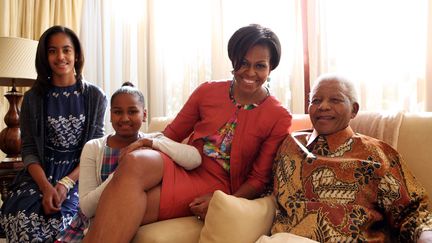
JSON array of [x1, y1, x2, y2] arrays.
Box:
[[310, 73, 358, 104]]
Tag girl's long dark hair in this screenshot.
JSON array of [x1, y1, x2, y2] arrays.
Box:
[[33, 25, 84, 95]]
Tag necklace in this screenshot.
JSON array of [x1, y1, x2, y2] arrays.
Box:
[[230, 80, 269, 106]]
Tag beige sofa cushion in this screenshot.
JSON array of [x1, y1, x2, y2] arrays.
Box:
[[132, 216, 203, 243], [146, 116, 174, 132], [199, 190, 276, 243], [397, 112, 432, 207], [350, 111, 403, 148]]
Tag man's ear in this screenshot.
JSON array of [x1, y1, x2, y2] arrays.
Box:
[[351, 102, 359, 119]]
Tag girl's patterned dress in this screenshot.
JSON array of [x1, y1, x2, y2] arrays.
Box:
[[0, 84, 85, 243]]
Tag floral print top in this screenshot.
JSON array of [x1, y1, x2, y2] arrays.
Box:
[[203, 80, 269, 172], [272, 127, 432, 242]]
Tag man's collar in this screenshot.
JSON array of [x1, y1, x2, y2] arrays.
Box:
[[307, 126, 355, 152]]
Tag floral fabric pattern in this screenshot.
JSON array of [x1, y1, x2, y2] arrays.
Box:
[[203, 79, 269, 172], [203, 118, 236, 171]]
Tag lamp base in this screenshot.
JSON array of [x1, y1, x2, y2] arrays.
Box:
[[0, 88, 23, 161], [0, 127, 21, 161]]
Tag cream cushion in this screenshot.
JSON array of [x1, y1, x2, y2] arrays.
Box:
[[255, 233, 319, 243], [397, 112, 432, 208], [132, 216, 203, 243], [199, 190, 276, 243]]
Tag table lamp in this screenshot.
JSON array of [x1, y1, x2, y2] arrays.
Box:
[[0, 37, 38, 162]]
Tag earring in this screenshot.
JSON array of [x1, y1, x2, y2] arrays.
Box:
[[267, 77, 271, 82]]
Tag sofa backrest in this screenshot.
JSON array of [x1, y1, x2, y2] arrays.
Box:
[[149, 112, 432, 206], [397, 113, 432, 206]]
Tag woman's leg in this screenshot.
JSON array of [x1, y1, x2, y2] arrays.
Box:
[[141, 185, 161, 224], [83, 149, 164, 243]]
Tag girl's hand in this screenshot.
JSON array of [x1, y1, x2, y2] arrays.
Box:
[[119, 138, 153, 160], [54, 183, 69, 206], [189, 193, 213, 221], [40, 184, 61, 214]]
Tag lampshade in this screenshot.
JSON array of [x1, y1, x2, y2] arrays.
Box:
[[0, 37, 38, 162], [0, 37, 38, 87]]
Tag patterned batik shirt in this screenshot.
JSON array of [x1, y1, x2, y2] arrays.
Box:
[[272, 126, 432, 242]]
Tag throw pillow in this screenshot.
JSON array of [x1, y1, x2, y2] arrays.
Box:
[[199, 190, 276, 243]]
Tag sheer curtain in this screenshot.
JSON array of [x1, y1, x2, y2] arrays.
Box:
[[307, 0, 430, 112], [80, 0, 432, 131], [80, 0, 304, 134], [80, 0, 149, 132]]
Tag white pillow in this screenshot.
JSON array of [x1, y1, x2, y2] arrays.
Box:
[[255, 233, 319, 243], [199, 190, 276, 243]]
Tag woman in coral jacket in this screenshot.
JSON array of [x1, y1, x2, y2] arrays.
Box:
[[83, 24, 292, 243]]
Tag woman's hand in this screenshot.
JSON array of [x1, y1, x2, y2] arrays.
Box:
[[40, 183, 61, 214], [189, 193, 213, 220], [119, 137, 153, 160], [54, 183, 69, 206]]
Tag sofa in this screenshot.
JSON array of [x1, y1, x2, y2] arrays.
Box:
[[131, 111, 432, 243]]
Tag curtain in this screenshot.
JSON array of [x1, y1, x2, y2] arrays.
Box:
[[79, 0, 149, 132], [81, 0, 432, 125], [0, 0, 82, 39], [4, 0, 430, 138], [80, 0, 305, 135], [306, 0, 430, 112], [0, 0, 83, 159], [426, 0, 432, 111]]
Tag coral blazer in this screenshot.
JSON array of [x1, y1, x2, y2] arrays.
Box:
[[164, 80, 292, 194]]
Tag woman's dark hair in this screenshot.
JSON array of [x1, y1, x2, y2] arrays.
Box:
[[227, 24, 281, 72], [34, 25, 84, 95], [111, 81, 145, 107]]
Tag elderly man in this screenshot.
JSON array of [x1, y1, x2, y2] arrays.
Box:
[[271, 74, 432, 242]]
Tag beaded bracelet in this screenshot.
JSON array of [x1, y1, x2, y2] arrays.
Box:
[[58, 176, 75, 192]]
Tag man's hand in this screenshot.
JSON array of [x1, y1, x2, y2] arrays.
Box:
[[418, 231, 432, 243]]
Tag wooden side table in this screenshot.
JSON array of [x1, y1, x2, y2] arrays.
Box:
[[0, 160, 23, 202]]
